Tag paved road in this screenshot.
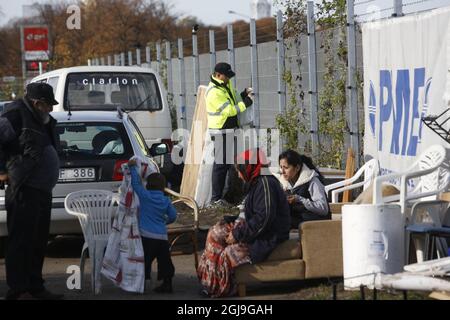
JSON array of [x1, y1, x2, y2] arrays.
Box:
[[0, 235, 303, 300]]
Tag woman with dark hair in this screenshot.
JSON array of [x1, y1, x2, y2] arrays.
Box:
[[197, 149, 291, 297], [277, 149, 330, 229]]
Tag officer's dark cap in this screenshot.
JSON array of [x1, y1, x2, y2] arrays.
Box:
[[214, 62, 235, 78]]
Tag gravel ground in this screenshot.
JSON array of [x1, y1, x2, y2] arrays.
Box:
[[0, 204, 431, 301]]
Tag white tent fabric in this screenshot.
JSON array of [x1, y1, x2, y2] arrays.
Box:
[[194, 132, 214, 208]]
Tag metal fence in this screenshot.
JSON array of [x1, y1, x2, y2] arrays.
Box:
[[88, 0, 448, 167]]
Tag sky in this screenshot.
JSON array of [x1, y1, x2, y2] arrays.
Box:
[[1, 0, 450, 26], [0, 0, 261, 27]]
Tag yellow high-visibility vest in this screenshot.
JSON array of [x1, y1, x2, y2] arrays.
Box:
[[205, 76, 247, 129]]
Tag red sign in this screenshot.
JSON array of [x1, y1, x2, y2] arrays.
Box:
[[24, 26, 49, 51], [26, 61, 49, 71]]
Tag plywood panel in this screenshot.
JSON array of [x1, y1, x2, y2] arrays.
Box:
[[180, 86, 208, 198]]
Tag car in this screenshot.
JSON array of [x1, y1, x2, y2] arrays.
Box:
[[0, 101, 12, 113], [30, 66, 176, 186], [0, 109, 167, 254]]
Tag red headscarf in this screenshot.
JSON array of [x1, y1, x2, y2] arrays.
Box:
[[235, 148, 268, 183]]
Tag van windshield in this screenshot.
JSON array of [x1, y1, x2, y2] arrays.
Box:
[[64, 72, 162, 112]]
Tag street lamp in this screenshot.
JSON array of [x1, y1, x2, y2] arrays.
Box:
[[228, 10, 251, 20]]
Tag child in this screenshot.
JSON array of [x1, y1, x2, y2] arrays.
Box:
[[128, 159, 177, 293]]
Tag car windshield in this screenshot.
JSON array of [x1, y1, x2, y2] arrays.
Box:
[[64, 72, 162, 112], [56, 122, 132, 159]]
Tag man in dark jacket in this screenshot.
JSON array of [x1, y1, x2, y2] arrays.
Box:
[[0, 83, 62, 300]]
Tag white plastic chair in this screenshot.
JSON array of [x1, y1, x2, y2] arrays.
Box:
[[406, 200, 450, 263], [325, 158, 379, 203], [372, 145, 449, 214], [371, 145, 450, 264], [65, 190, 117, 294]]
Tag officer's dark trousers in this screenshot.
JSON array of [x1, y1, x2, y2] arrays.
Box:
[[211, 132, 235, 202], [5, 185, 52, 298]]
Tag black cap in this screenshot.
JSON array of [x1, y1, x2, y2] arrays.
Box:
[[214, 62, 235, 78], [25, 82, 59, 105]]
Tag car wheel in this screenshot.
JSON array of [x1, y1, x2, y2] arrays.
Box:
[[0, 236, 6, 258]]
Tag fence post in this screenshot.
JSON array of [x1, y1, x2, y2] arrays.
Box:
[[100, 57, 105, 65], [114, 54, 119, 66], [136, 48, 141, 66], [128, 51, 133, 66], [20, 25, 26, 81], [165, 41, 173, 96], [178, 38, 187, 130], [276, 10, 287, 148], [276, 10, 286, 116], [192, 29, 200, 97], [146, 45, 151, 64], [393, 0, 403, 16], [346, 0, 360, 166], [307, 1, 319, 159], [156, 42, 161, 75], [209, 30, 216, 72], [120, 52, 125, 66], [250, 19, 260, 129], [227, 24, 236, 88], [107, 56, 112, 66], [87, 59, 92, 66]]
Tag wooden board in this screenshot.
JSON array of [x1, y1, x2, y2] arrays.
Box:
[[180, 86, 208, 198], [439, 192, 450, 202], [343, 148, 355, 203]]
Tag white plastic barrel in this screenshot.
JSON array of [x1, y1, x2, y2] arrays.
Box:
[[342, 204, 405, 289]]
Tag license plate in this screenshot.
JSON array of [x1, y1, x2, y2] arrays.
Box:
[[59, 167, 96, 182]]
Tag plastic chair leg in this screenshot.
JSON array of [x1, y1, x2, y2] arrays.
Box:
[[424, 234, 431, 260], [93, 240, 107, 295], [434, 237, 449, 258], [80, 242, 88, 290], [88, 240, 97, 294], [406, 231, 411, 264], [413, 235, 426, 263]]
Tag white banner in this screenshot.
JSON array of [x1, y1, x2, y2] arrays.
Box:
[[25, 50, 49, 61], [362, 6, 450, 181]]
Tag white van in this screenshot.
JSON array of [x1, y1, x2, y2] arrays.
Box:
[[31, 66, 174, 174]]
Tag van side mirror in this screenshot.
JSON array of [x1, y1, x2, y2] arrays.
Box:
[[150, 142, 169, 156]]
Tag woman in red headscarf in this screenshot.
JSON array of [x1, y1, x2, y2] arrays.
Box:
[[197, 149, 291, 297]]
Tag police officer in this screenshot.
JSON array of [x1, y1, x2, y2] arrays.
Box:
[[0, 83, 63, 300], [206, 62, 254, 207]]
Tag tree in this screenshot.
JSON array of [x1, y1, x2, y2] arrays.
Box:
[[5, 0, 195, 68]]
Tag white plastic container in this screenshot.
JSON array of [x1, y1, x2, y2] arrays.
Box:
[[342, 204, 405, 289]]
